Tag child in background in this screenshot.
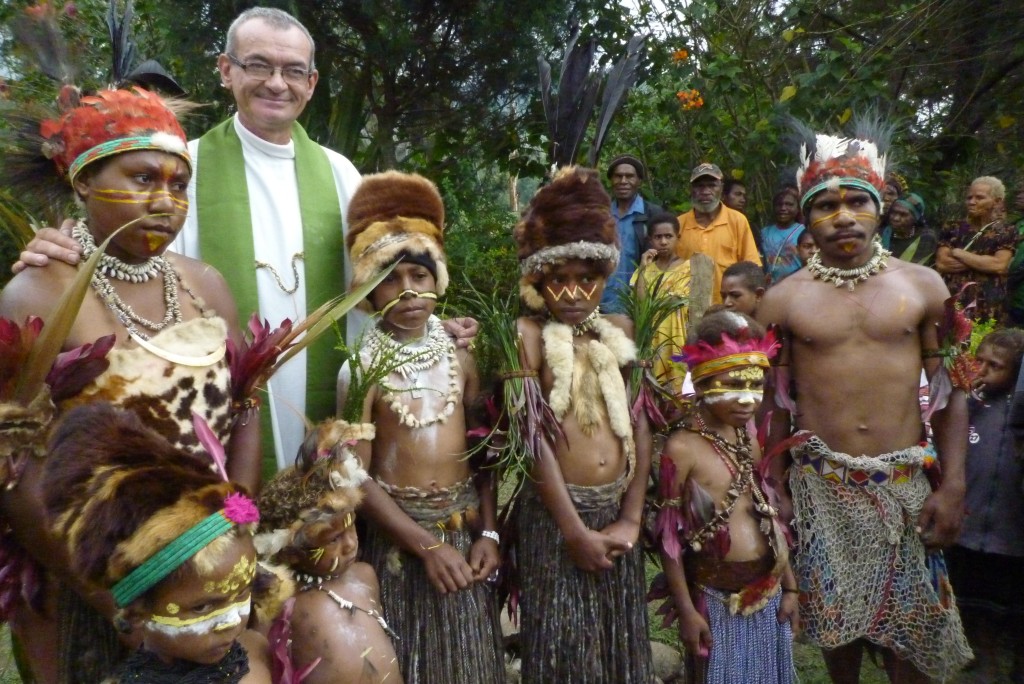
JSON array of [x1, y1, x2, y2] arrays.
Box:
[[761, 188, 805, 284], [338, 172, 505, 683], [513, 166, 653, 683], [42, 404, 270, 683], [632, 212, 692, 393], [795, 228, 817, 266], [258, 420, 401, 684], [654, 310, 798, 683], [720, 261, 766, 317], [946, 328, 1024, 682]]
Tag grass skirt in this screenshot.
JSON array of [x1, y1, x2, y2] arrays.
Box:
[[515, 478, 653, 683], [361, 478, 505, 684]]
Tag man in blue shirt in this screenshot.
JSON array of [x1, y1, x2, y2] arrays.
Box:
[[603, 154, 663, 313]]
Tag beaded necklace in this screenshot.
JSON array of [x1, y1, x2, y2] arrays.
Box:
[[806, 237, 891, 291], [683, 412, 777, 553], [365, 316, 460, 428], [74, 220, 187, 340]]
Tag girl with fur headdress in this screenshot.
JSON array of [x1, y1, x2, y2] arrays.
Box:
[[511, 166, 654, 683], [338, 171, 505, 683], [41, 403, 270, 683], [257, 420, 401, 684], [0, 76, 257, 684], [652, 310, 798, 684]]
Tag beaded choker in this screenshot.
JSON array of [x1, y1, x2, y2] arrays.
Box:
[[807, 237, 890, 291], [569, 306, 601, 336], [74, 221, 167, 283]]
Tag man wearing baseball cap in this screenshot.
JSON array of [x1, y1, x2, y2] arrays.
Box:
[[603, 154, 665, 312], [676, 162, 761, 303]]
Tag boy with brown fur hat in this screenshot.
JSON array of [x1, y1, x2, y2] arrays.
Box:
[[512, 166, 653, 682], [338, 171, 505, 683], [42, 403, 270, 683], [256, 419, 401, 684]]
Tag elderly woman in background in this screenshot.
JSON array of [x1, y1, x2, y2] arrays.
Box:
[[936, 176, 1017, 324], [889, 192, 936, 264]]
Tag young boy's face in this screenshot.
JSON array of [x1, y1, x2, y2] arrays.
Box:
[[370, 261, 438, 334], [540, 258, 606, 326], [720, 275, 762, 316], [136, 535, 256, 665], [797, 233, 818, 263], [973, 342, 1016, 396], [698, 365, 764, 428], [647, 222, 679, 258], [294, 509, 359, 578]]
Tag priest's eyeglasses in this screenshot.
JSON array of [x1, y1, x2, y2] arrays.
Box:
[[227, 55, 312, 84]]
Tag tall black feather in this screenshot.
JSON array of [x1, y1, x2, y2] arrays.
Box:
[[588, 34, 646, 167], [539, 30, 646, 169], [108, 0, 137, 86]]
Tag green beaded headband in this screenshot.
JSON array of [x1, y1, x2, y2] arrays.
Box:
[[110, 493, 258, 608], [68, 133, 191, 184]]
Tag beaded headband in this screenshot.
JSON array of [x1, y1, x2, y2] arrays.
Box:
[[111, 492, 259, 608], [673, 326, 779, 384], [796, 134, 886, 212], [687, 352, 770, 384], [39, 87, 191, 183]]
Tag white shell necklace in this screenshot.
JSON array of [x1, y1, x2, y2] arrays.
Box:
[[807, 237, 890, 291], [366, 316, 461, 428], [74, 220, 184, 340]]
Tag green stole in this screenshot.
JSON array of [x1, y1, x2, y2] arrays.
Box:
[[195, 118, 345, 475]]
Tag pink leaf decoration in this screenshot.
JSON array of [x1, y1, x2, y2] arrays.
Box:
[[192, 411, 228, 481], [223, 493, 259, 525], [269, 597, 322, 684]]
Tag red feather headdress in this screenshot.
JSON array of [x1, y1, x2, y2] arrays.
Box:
[[672, 326, 779, 384]]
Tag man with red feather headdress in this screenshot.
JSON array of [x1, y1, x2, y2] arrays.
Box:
[[757, 121, 972, 682]]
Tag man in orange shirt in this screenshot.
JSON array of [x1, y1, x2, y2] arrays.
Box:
[[676, 163, 762, 302]]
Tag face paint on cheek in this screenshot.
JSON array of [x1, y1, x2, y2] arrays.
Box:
[[146, 598, 251, 636]]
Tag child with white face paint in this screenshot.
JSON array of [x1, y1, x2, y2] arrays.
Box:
[[41, 403, 271, 683], [652, 310, 800, 684]]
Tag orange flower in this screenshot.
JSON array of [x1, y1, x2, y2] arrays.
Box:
[[676, 89, 704, 110], [672, 49, 689, 62]]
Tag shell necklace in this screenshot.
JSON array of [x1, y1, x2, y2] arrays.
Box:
[[366, 316, 461, 428], [74, 220, 184, 340], [806, 237, 891, 291]]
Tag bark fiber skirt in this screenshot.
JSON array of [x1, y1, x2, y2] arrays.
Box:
[[516, 483, 653, 683], [361, 481, 506, 684]]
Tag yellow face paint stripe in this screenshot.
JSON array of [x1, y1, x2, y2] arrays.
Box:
[[149, 597, 251, 627], [544, 283, 599, 302]]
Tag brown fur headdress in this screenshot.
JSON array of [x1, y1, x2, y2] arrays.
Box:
[[346, 171, 448, 311], [255, 419, 369, 559], [42, 404, 254, 594], [513, 166, 619, 310]]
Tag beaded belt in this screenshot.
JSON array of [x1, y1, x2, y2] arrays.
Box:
[[796, 450, 917, 486]]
